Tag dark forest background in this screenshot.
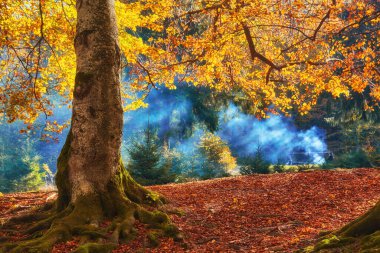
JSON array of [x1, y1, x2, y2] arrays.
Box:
[[1, 84, 379, 193]]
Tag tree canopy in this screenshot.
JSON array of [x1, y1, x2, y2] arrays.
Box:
[[1, 0, 379, 125]]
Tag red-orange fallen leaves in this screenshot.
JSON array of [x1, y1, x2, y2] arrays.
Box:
[[1, 168, 380, 252]]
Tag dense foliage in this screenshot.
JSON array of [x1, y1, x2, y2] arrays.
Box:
[[198, 132, 237, 179], [1, 0, 379, 188], [1, 0, 378, 124], [0, 0, 379, 252]]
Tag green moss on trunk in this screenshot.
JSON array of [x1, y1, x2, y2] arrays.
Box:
[[55, 130, 72, 211], [305, 201, 380, 252], [339, 202, 380, 237]]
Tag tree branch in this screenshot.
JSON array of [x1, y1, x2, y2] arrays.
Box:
[[281, 4, 335, 53], [35, 0, 48, 119], [136, 59, 157, 89], [242, 23, 281, 71]]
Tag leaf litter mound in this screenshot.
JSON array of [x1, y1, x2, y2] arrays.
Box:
[[1, 168, 379, 252]]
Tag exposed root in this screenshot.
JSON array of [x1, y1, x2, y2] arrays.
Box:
[[1, 222, 71, 253], [4, 212, 51, 228], [339, 202, 380, 237], [25, 209, 69, 235], [73, 243, 118, 253], [0, 237, 11, 243], [303, 201, 380, 252], [2, 199, 56, 230], [1, 202, 181, 253], [1, 184, 182, 253]]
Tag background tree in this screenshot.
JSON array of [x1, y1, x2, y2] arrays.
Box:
[[239, 145, 271, 175], [127, 127, 175, 185], [198, 132, 236, 179], [293, 90, 380, 169], [1, 1, 182, 252], [0, 126, 45, 193]]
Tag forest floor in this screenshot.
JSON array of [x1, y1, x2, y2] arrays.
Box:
[[1, 168, 380, 253]]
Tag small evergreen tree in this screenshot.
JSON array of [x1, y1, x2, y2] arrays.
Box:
[[14, 137, 46, 192], [239, 145, 271, 175], [127, 127, 175, 185]]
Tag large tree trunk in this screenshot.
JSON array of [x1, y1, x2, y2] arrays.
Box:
[[1, 1, 180, 252], [56, 0, 124, 211], [55, 0, 157, 222]]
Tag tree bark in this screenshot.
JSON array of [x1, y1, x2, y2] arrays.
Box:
[[54, 0, 171, 223], [57, 0, 124, 210]]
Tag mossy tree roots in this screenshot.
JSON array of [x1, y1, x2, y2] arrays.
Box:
[[0, 160, 182, 253], [306, 201, 380, 252]]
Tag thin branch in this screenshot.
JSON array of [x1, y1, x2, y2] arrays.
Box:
[[266, 66, 274, 85], [9, 45, 33, 81], [161, 50, 206, 70], [334, 11, 380, 37], [34, 0, 48, 119], [311, 9, 331, 40], [60, 0, 75, 30], [176, 1, 226, 19], [136, 59, 157, 89], [281, 6, 335, 53], [374, 67, 380, 77], [250, 24, 315, 38]]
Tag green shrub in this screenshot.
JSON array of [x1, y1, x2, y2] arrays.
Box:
[[296, 164, 320, 171], [272, 160, 286, 173], [201, 162, 230, 179], [19, 158, 45, 191], [0, 133, 46, 193], [323, 149, 372, 169]]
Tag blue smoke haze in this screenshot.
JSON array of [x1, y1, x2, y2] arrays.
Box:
[[218, 103, 327, 164], [2, 87, 328, 173], [123, 88, 193, 139]]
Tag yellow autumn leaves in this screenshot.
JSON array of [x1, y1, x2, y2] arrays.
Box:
[[0, 0, 379, 124], [199, 133, 237, 173]]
